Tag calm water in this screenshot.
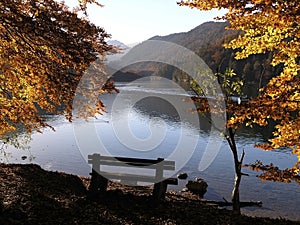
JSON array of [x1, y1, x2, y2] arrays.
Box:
[[4, 79, 300, 221]]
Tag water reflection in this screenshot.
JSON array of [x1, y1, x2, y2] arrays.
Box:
[[3, 80, 300, 221], [133, 96, 180, 123]]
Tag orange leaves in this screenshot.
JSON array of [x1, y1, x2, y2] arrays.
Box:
[[269, 118, 300, 150], [181, 0, 299, 67], [76, 0, 103, 13], [245, 161, 300, 184], [0, 0, 114, 138], [181, 0, 300, 171]]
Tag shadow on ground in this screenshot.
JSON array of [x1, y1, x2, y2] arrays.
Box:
[[0, 163, 299, 225]]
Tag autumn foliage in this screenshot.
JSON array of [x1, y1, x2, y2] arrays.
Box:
[[0, 0, 114, 137], [180, 0, 300, 173]]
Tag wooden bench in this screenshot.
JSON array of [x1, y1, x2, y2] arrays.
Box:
[[87, 153, 178, 200]]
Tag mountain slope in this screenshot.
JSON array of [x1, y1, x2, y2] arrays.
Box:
[[110, 22, 282, 96], [150, 21, 230, 50]]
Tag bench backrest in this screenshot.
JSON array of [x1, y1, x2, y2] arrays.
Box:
[[88, 153, 175, 183], [88, 154, 174, 169]]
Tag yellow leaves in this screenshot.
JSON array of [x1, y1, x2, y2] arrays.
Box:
[[182, 0, 299, 70], [265, 120, 300, 163], [182, 0, 300, 173], [0, 0, 114, 138], [178, 1, 216, 11], [291, 91, 300, 102], [245, 161, 300, 183], [253, 0, 272, 5]]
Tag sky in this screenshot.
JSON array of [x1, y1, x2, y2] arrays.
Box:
[[66, 0, 226, 45]]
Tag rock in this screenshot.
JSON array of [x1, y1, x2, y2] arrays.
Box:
[[181, 187, 189, 192], [195, 177, 204, 182], [177, 173, 188, 180], [185, 178, 208, 196]]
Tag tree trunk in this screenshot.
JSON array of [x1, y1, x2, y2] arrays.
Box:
[[226, 127, 246, 214], [232, 168, 242, 213]]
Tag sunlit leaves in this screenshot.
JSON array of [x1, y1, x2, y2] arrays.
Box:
[[218, 68, 243, 96], [180, 0, 300, 174], [244, 161, 300, 185], [77, 0, 103, 13], [0, 0, 115, 140]]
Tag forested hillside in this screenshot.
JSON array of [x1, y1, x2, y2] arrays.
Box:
[[114, 22, 283, 97]]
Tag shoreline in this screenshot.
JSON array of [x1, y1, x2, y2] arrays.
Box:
[[0, 163, 299, 225]]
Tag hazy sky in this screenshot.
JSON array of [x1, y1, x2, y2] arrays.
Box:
[[67, 0, 226, 45]]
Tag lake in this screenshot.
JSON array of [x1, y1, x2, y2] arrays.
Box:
[[3, 79, 300, 221]]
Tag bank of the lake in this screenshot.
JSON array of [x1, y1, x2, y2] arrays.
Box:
[[3, 80, 300, 220], [0, 163, 299, 225]]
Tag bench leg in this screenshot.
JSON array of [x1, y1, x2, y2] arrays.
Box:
[[88, 170, 108, 194], [153, 181, 168, 200]]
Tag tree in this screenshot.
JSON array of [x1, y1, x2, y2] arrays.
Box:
[[179, 0, 300, 168], [180, 0, 300, 212], [0, 0, 115, 140], [191, 67, 245, 213]]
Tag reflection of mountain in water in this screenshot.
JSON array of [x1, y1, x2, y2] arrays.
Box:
[[130, 93, 276, 144], [132, 95, 214, 133], [133, 96, 180, 123]]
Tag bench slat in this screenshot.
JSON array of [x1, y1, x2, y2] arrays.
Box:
[[88, 155, 161, 163], [88, 154, 175, 165], [100, 172, 156, 182], [99, 172, 176, 184], [99, 161, 175, 170], [88, 154, 175, 170]]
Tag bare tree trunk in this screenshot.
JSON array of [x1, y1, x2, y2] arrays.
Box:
[[226, 127, 246, 214], [232, 166, 242, 213]]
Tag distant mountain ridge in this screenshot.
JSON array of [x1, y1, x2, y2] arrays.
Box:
[[106, 40, 130, 62], [149, 21, 230, 50], [109, 21, 282, 96], [107, 40, 129, 49], [112, 21, 234, 75]]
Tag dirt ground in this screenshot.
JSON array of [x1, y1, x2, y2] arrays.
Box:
[[0, 163, 299, 225]]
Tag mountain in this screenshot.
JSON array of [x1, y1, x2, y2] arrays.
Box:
[[150, 21, 230, 50], [107, 40, 129, 49], [108, 22, 282, 96], [106, 40, 131, 62], [127, 42, 140, 48]]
